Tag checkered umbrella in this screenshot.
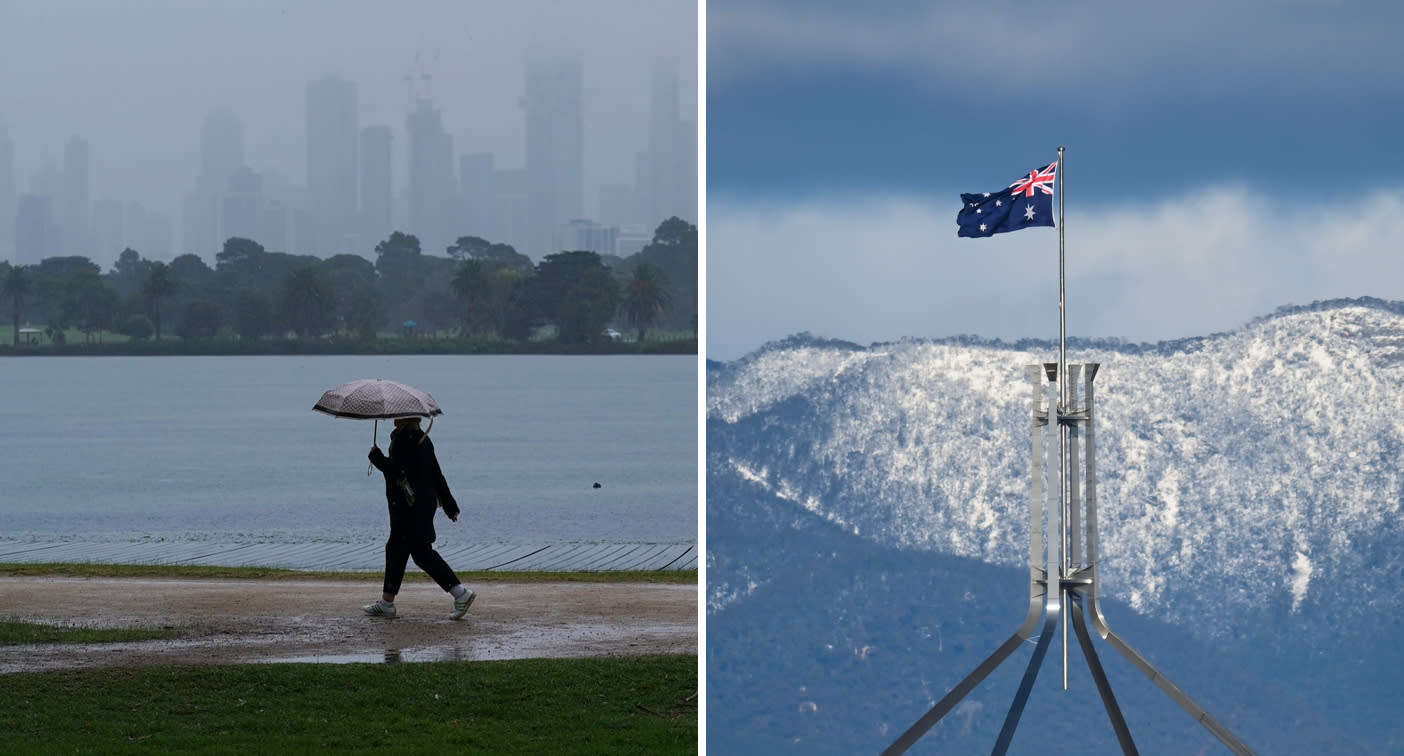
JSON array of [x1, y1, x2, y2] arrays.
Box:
[[313, 378, 443, 421], [313, 379, 443, 467]]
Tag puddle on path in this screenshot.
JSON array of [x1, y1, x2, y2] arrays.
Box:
[[261, 647, 471, 664]]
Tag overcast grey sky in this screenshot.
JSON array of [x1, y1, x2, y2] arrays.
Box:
[[1, 0, 698, 241], [707, 0, 1404, 361]]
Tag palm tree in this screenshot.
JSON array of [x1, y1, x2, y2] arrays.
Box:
[[141, 262, 177, 340], [3, 265, 32, 346], [622, 263, 673, 343]]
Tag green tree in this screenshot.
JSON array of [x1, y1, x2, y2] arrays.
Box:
[[177, 300, 222, 340], [141, 262, 177, 340], [3, 265, 32, 345], [319, 254, 378, 335], [121, 314, 154, 341], [447, 236, 533, 272], [490, 268, 532, 340], [626, 217, 697, 333], [345, 286, 385, 340], [215, 237, 267, 275], [107, 248, 151, 299], [232, 288, 272, 342], [652, 216, 696, 248], [281, 266, 335, 338], [374, 232, 424, 329], [558, 266, 621, 345], [31, 256, 102, 326], [529, 250, 608, 328], [621, 263, 673, 342], [451, 259, 490, 336], [60, 270, 121, 342], [168, 253, 214, 289]]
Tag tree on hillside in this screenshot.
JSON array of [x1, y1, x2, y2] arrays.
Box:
[[3, 265, 32, 345], [622, 263, 673, 342], [141, 262, 177, 340]]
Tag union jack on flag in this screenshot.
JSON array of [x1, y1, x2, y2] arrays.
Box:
[[956, 162, 1057, 238]]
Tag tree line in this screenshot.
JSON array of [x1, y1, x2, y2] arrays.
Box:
[[2, 217, 696, 348]]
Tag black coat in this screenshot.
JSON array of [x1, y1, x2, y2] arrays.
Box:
[[368, 425, 460, 521]]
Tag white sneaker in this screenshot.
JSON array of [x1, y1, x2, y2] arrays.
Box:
[[363, 600, 397, 618], [450, 589, 475, 620]]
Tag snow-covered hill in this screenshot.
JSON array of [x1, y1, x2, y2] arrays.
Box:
[[708, 300, 1404, 635]]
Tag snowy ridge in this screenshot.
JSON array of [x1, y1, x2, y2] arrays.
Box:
[[707, 302, 1404, 629]]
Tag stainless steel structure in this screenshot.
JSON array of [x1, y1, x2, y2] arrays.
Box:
[[880, 363, 1258, 756]]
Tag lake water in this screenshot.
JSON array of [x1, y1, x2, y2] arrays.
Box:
[[0, 355, 697, 549]]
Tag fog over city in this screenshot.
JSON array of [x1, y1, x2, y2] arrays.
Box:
[[0, 0, 698, 267]]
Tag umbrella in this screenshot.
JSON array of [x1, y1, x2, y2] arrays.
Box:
[[313, 378, 443, 471]]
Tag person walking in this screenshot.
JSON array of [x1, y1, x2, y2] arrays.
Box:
[[363, 416, 475, 619]]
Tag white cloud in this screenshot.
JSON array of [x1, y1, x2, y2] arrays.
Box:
[[706, 187, 1404, 361]]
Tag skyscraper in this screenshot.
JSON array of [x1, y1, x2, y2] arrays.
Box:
[[61, 136, 90, 256], [0, 128, 15, 261], [201, 110, 244, 184], [90, 198, 125, 269], [406, 98, 457, 253], [522, 48, 584, 257], [184, 110, 245, 256], [14, 194, 58, 265], [219, 167, 264, 243], [360, 125, 392, 248], [127, 202, 172, 261], [458, 152, 494, 241], [638, 55, 696, 229], [306, 74, 359, 256]]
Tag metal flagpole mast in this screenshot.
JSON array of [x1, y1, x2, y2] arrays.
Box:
[[1058, 145, 1066, 404], [1057, 145, 1069, 688]]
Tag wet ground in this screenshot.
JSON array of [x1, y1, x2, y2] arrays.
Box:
[[0, 577, 697, 673]]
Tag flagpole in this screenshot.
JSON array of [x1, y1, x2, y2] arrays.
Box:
[[1057, 145, 1066, 412], [1056, 145, 1068, 689]]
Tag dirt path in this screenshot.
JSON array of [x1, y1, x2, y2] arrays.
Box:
[[0, 577, 697, 674]]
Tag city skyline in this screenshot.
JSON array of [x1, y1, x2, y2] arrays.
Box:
[[0, 1, 698, 266]]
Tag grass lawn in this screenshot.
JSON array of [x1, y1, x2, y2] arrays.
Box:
[[0, 563, 698, 752], [0, 621, 182, 646], [2, 655, 697, 754]]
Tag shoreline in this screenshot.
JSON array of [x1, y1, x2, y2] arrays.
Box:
[[0, 339, 697, 358], [0, 538, 697, 573]]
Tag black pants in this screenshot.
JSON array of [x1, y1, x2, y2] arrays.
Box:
[[382, 505, 460, 596]]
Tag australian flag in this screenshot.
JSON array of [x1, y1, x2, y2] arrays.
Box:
[[957, 162, 1057, 238]]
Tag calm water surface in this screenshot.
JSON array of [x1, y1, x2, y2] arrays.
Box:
[[0, 355, 696, 547]]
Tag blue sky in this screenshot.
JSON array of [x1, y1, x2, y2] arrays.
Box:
[[706, 1, 1404, 361]]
